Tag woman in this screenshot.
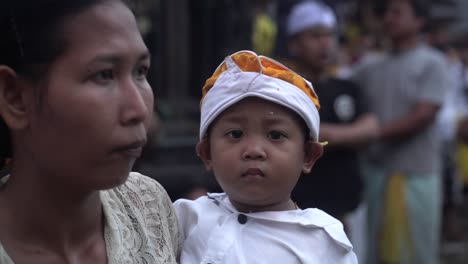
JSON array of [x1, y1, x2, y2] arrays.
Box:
[[0, 0, 181, 263]]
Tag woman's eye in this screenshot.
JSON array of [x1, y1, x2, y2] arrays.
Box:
[[227, 130, 243, 139], [135, 65, 149, 80], [269, 131, 285, 140], [92, 69, 114, 83]]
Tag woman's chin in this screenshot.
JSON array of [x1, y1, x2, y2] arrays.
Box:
[[94, 166, 133, 191]]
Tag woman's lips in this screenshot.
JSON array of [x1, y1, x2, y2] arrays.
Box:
[[112, 140, 146, 158]]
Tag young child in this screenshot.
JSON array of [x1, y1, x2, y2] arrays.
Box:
[[174, 50, 358, 263]]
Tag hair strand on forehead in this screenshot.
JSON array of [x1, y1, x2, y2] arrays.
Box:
[[9, 13, 25, 59]]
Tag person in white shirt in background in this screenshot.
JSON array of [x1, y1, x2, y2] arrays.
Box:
[[173, 50, 358, 264]]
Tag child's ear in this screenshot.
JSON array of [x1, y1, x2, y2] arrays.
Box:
[[196, 139, 213, 171], [288, 39, 300, 58], [302, 140, 323, 174], [415, 16, 426, 33], [0, 66, 30, 131]]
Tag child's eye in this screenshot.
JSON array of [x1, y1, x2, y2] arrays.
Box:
[[268, 131, 286, 140], [92, 69, 114, 83], [227, 130, 243, 139]]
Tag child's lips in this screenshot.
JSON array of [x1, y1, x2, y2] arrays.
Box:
[[242, 168, 265, 177]]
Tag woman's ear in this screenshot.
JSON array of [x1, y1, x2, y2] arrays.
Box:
[[302, 140, 323, 174], [196, 138, 212, 171], [0, 66, 30, 130]]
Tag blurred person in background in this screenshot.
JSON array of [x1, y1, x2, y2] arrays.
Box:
[[286, 0, 378, 253], [454, 32, 468, 206], [252, 0, 278, 57], [427, 14, 466, 243], [351, 0, 449, 263]]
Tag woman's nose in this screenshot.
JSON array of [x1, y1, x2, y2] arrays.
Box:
[[119, 78, 150, 126]]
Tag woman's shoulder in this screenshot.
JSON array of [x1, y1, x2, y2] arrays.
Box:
[[102, 172, 174, 218], [117, 171, 167, 196], [101, 172, 182, 263]]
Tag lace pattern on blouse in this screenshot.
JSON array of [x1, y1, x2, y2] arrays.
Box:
[[102, 172, 182, 264], [0, 172, 182, 264]]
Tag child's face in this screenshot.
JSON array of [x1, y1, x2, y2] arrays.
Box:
[[197, 97, 322, 212]]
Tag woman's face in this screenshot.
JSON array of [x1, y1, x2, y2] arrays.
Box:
[[22, 1, 153, 190]]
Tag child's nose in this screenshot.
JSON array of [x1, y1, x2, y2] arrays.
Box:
[[242, 140, 267, 160]]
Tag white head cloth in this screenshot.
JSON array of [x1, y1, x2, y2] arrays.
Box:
[[286, 1, 337, 36], [199, 50, 320, 141]]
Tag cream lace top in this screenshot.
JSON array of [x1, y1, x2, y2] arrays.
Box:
[[0, 172, 182, 263]]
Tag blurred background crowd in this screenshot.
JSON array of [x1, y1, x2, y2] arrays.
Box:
[[130, 0, 468, 263]]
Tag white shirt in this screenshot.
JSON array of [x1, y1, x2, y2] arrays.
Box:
[[174, 193, 358, 264]]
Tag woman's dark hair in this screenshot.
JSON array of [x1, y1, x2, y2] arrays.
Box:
[[0, 0, 123, 164]]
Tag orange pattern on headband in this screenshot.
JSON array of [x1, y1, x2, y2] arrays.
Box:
[[202, 51, 320, 109]]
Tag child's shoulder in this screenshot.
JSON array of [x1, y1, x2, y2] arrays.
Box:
[[298, 208, 353, 251], [173, 193, 222, 209], [172, 193, 226, 219], [251, 208, 352, 249], [298, 207, 342, 227]]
